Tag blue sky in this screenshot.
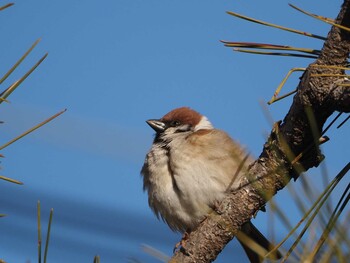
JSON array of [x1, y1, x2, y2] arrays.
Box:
[[0, 1, 349, 262]]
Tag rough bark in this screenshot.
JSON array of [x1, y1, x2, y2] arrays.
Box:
[[170, 1, 350, 262]]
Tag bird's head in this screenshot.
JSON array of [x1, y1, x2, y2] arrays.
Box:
[[146, 107, 213, 139]]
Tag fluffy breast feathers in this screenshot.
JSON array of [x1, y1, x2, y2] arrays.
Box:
[[142, 128, 250, 232]]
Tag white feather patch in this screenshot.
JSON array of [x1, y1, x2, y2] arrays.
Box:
[[194, 116, 213, 131]]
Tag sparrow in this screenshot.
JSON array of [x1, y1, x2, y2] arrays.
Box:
[[141, 107, 281, 262]]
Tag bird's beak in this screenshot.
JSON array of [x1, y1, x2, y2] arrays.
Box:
[[146, 119, 166, 133]]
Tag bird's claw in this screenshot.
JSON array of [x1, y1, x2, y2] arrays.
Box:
[[173, 232, 190, 253]]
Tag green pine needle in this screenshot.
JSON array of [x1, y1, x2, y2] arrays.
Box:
[[0, 175, 23, 185]]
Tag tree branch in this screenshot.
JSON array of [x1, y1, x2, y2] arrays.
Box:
[[170, 1, 350, 262]]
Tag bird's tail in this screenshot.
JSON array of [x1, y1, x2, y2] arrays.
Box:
[[236, 221, 282, 263]]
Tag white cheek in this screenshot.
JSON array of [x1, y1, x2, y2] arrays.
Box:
[[194, 116, 213, 131]]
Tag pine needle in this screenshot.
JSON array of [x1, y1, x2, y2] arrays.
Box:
[[311, 74, 349, 78], [43, 209, 53, 263], [0, 53, 48, 104], [307, 182, 350, 261], [0, 38, 41, 85], [0, 175, 23, 185], [232, 48, 318, 59], [94, 256, 101, 263], [268, 67, 305, 105], [0, 109, 67, 151], [289, 4, 350, 33], [222, 41, 321, 55], [322, 112, 342, 135], [141, 244, 170, 262], [37, 202, 54, 263], [337, 114, 350, 129], [310, 64, 350, 71], [0, 3, 14, 11], [268, 163, 350, 260], [226, 11, 326, 40], [283, 163, 350, 262], [38, 201, 42, 263]]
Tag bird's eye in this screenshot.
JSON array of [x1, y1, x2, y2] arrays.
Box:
[[169, 120, 181, 127]]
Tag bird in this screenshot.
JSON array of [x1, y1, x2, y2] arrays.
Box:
[[141, 107, 281, 262]]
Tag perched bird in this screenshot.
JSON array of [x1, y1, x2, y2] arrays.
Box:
[[141, 107, 281, 262]]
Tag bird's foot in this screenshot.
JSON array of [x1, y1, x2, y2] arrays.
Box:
[[173, 231, 190, 254]]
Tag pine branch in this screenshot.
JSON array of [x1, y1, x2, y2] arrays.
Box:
[[170, 1, 350, 262]]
